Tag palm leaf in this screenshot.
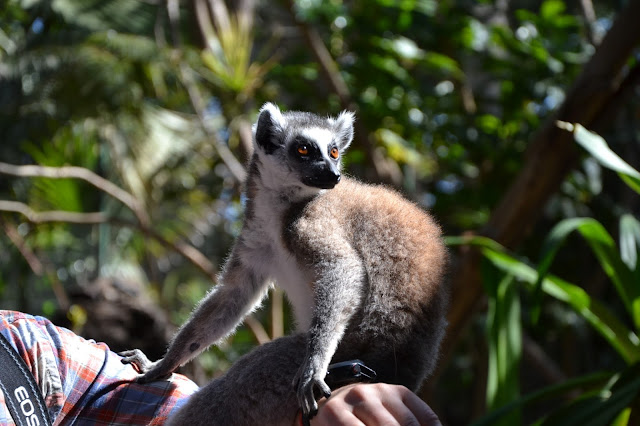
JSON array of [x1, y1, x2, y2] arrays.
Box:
[[530, 218, 640, 331], [447, 236, 640, 364], [558, 121, 640, 194]]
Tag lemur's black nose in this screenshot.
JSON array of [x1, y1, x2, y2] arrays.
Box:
[[315, 168, 340, 189], [303, 163, 341, 189]]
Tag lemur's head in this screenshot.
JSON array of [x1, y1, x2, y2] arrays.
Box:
[[253, 103, 354, 194]]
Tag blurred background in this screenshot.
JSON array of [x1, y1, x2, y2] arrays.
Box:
[[1, 0, 639, 424]]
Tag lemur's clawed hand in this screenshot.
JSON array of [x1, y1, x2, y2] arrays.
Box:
[[294, 360, 332, 424], [120, 349, 171, 383]]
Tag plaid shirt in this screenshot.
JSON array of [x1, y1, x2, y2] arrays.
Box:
[[0, 311, 199, 425]]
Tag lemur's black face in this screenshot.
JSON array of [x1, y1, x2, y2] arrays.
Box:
[[288, 134, 341, 189]]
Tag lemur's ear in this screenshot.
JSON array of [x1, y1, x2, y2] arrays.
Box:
[[331, 111, 354, 151], [255, 103, 286, 155]]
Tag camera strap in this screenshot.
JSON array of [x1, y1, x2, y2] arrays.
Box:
[[324, 359, 377, 389], [298, 360, 378, 426], [0, 332, 52, 426]]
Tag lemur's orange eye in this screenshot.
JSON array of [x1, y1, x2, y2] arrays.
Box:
[[297, 146, 309, 155], [330, 147, 340, 159]]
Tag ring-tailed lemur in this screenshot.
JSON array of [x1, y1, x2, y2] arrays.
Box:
[[122, 103, 448, 424]]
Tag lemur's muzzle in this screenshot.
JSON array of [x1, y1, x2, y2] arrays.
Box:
[[303, 162, 341, 189]]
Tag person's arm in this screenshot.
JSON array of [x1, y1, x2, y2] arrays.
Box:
[[309, 382, 442, 426], [0, 310, 199, 426]]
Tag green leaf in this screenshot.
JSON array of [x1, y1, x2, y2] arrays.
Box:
[[375, 128, 425, 167], [540, 0, 565, 20], [369, 54, 410, 81], [540, 364, 640, 426], [481, 248, 640, 364], [531, 218, 640, 330], [51, 0, 156, 34], [445, 235, 505, 253], [447, 235, 640, 363], [611, 408, 631, 426], [423, 52, 463, 78], [476, 114, 502, 134], [471, 371, 613, 426], [620, 214, 640, 271], [483, 261, 522, 425], [559, 122, 640, 194]]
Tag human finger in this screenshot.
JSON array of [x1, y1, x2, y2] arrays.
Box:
[[310, 387, 366, 426]]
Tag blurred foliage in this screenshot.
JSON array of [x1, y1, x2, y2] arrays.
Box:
[[463, 127, 640, 424], [1, 0, 639, 424]]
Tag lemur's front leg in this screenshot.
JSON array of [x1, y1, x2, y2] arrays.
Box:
[[122, 252, 269, 383], [294, 255, 365, 421]]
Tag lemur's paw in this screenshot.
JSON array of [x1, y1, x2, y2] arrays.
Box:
[[294, 364, 332, 422], [120, 350, 170, 383], [120, 349, 153, 371]]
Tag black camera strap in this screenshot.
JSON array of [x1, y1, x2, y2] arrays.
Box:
[[324, 359, 377, 389], [0, 332, 52, 426]]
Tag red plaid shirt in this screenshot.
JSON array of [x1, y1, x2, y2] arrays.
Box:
[[0, 311, 198, 425]]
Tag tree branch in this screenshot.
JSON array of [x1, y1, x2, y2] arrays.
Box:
[[244, 314, 271, 345], [0, 200, 218, 282], [0, 162, 150, 227], [166, 0, 182, 47], [1, 217, 71, 310], [178, 62, 247, 183], [286, 11, 351, 107], [181, 0, 247, 183], [579, 0, 600, 45], [0, 200, 109, 224], [270, 287, 284, 339], [235, 117, 255, 160]]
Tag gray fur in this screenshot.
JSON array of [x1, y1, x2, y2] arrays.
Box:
[[166, 334, 306, 426], [121, 103, 448, 424]]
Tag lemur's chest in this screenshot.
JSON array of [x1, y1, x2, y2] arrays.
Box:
[[239, 195, 315, 330]]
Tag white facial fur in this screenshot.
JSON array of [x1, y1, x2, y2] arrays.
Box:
[[300, 127, 335, 163]]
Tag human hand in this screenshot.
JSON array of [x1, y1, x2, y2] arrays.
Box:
[[309, 383, 442, 426]]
